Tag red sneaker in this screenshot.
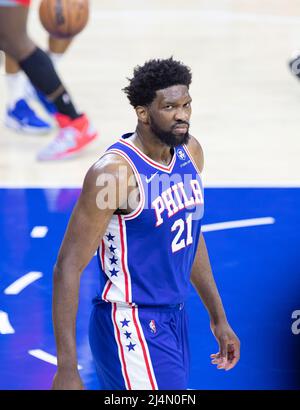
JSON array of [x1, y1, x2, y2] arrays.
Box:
[[37, 114, 98, 161], [55, 112, 73, 128]]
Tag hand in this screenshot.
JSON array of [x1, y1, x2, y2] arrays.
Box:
[[210, 321, 240, 371], [52, 368, 85, 390]]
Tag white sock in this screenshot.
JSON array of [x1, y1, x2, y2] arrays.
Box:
[[48, 51, 63, 66], [5, 71, 28, 109]]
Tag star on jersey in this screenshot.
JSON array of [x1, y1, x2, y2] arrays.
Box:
[[126, 342, 136, 352], [106, 233, 115, 241], [109, 268, 119, 277], [109, 255, 118, 265], [124, 331, 132, 339], [120, 318, 130, 327], [109, 245, 116, 253]]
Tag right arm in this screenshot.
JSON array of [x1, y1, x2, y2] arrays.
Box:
[[52, 154, 131, 389]]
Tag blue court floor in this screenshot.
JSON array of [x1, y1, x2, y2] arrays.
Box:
[[0, 188, 299, 390]]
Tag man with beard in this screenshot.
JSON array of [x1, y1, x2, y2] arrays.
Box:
[[51, 57, 240, 390]]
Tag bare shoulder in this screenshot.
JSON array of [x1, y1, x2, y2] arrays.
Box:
[[79, 153, 134, 211], [83, 152, 133, 191], [185, 135, 204, 173]]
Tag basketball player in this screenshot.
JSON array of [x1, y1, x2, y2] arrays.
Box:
[[51, 58, 240, 390], [0, 0, 97, 160]]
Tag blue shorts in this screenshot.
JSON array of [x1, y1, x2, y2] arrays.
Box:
[[89, 302, 190, 390]]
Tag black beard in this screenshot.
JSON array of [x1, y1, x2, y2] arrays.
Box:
[[150, 119, 190, 147]]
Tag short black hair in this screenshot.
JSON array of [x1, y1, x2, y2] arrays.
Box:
[[123, 57, 192, 107]]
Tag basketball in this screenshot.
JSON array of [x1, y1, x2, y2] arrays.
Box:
[[39, 0, 89, 39]]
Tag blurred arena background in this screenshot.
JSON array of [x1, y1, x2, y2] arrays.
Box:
[[0, 0, 299, 390]]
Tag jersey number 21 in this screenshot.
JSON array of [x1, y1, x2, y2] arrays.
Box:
[[171, 214, 193, 253]]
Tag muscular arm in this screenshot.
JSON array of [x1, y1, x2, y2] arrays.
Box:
[[190, 232, 227, 325], [188, 136, 240, 371], [188, 136, 225, 321], [52, 154, 132, 389]]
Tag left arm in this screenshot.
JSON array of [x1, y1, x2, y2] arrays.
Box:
[[187, 135, 240, 371], [191, 233, 240, 370]]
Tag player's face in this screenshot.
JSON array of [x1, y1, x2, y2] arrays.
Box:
[[148, 85, 192, 147]]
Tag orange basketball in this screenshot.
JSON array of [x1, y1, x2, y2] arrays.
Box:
[[39, 0, 89, 39]]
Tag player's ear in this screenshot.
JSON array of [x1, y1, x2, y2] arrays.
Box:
[[135, 106, 149, 124]]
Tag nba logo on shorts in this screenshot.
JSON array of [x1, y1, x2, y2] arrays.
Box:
[[149, 320, 157, 333], [177, 149, 186, 160]]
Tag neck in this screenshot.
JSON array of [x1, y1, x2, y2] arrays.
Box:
[[131, 125, 173, 166]]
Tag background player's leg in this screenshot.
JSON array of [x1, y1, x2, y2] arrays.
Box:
[[4, 53, 51, 134], [0, 5, 34, 60], [21, 36, 74, 117], [0, 5, 97, 160], [0, 6, 79, 117], [5, 54, 19, 74], [31, 36, 74, 115]]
